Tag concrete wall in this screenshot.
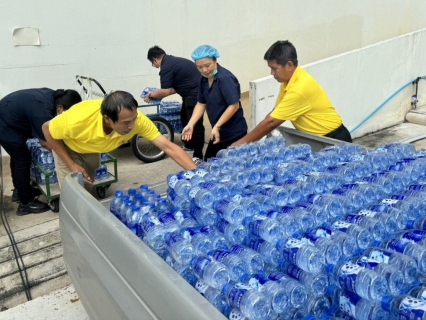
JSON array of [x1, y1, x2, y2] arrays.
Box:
[[1, 1, 426, 104], [250, 28, 426, 138]]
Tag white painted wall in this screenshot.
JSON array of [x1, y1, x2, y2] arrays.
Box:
[[1, 0, 426, 104], [250, 28, 426, 138]]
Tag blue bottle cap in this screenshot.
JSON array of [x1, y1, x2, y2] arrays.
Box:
[[381, 295, 393, 311], [115, 190, 123, 197]]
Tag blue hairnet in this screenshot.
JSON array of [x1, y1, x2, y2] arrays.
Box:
[[191, 45, 220, 61]]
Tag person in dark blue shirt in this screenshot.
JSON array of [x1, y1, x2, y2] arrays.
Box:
[[0, 88, 81, 215], [145, 46, 205, 163], [182, 45, 248, 161]]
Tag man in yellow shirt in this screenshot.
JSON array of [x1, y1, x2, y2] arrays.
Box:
[[42, 91, 196, 189], [233, 40, 351, 146]]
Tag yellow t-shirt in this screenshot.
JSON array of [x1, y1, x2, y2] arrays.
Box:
[[49, 99, 160, 153], [270, 67, 342, 136]]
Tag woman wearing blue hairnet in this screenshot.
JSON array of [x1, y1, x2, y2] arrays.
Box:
[[181, 45, 248, 161]]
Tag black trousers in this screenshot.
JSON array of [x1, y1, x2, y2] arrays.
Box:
[[180, 96, 205, 159], [204, 132, 247, 161], [0, 138, 33, 204], [324, 124, 352, 143]]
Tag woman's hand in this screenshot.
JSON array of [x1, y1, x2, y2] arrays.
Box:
[[211, 126, 220, 144], [181, 124, 194, 141], [69, 163, 93, 185], [143, 93, 151, 103]]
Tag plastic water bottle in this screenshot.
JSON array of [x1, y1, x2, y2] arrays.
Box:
[[258, 167, 275, 184], [276, 237, 325, 273], [280, 206, 316, 231], [229, 244, 264, 273], [381, 295, 426, 320], [172, 209, 198, 228], [327, 285, 389, 320], [264, 210, 301, 237], [342, 182, 383, 203], [342, 214, 387, 241], [243, 214, 285, 243], [200, 181, 229, 200], [214, 200, 245, 224], [126, 206, 144, 234], [306, 194, 347, 219], [278, 261, 329, 297], [326, 261, 388, 301], [209, 249, 249, 281], [353, 255, 406, 296], [240, 273, 292, 314], [164, 231, 195, 265], [200, 226, 229, 250], [189, 187, 215, 209], [215, 219, 247, 244], [222, 282, 271, 320], [138, 184, 149, 196], [190, 256, 230, 290], [110, 190, 124, 218], [198, 161, 221, 176], [167, 190, 191, 211], [158, 211, 180, 233], [409, 286, 426, 301], [249, 194, 276, 213], [167, 174, 192, 197], [168, 259, 198, 287], [363, 247, 418, 284], [380, 238, 426, 273], [323, 221, 372, 249], [194, 280, 228, 314], [181, 227, 213, 256], [140, 214, 165, 250], [304, 295, 331, 316], [407, 216, 426, 231], [190, 207, 217, 226], [368, 205, 409, 231], [265, 270, 308, 308], [244, 168, 262, 186], [100, 164, 108, 180], [299, 232, 342, 264], [244, 236, 282, 267], [231, 195, 260, 218], [120, 200, 135, 223], [332, 188, 368, 211], [356, 209, 404, 236], [313, 227, 359, 258]]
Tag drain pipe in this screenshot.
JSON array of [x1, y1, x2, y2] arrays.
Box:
[[350, 76, 426, 134]]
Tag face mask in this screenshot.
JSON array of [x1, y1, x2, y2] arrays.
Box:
[[202, 69, 218, 78]]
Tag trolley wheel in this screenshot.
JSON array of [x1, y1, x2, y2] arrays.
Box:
[[131, 116, 174, 163], [49, 199, 59, 213], [96, 186, 107, 199]]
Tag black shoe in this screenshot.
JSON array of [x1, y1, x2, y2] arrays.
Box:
[[12, 189, 19, 202], [17, 199, 50, 216]]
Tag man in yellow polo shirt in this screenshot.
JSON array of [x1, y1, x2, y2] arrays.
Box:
[[233, 40, 351, 146], [42, 91, 196, 190]]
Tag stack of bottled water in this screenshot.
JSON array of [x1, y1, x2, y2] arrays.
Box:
[[159, 101, 183, 133], [94, 154, 109, 182], [140, 87, 162, 105], [27, 138, 58, 185], [110, 139, 426, 320]]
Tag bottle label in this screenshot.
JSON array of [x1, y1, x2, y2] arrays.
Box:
[[227, 284, 251, 308], [332, 221, 352, 232], [338, 262, 363, 293], [182, 227, 200, 240], [247, 215, 267, 237], [173, 210, 191, 223], [232, 194, 243, 203], [357, 210, 377, 218], [282, 238, 304, 265], [307, 194, 322, 204], [391, 195, 406, 200], [212, 250, 230, 262], [246, 274, 269, 288], [295, 203, 310, 209], [338, 290, 361, 317], [397, 296, 426, 319], [267, 271, 286, 282], [216, 200, 230, 213], [400, 231, 425, 243], [178, 170, 195, 180], [227, 309, 245, 320], [195, 169, 208, 177], [167, 175, 178, 188], [381, 198, 400, 205], [315, 227, 333, 238], [342, 184, 358, 190], [188, 187, 201, 199], [194, 280, 209, 295], [216, 219, 229, 234], [327, 166, 338, 173], [165, 233, 185, 247], [230, 245, 245, 255], [355, 256, 380, 269], [384, 239, 410, 253], [159, 213, 175, 224], [408, 184, 424, 191], [367, 249, 391, 263], [281, 206, 295, 213], [344, 215, 365, 225], [200, 226, 213, 236], [302, 233, 321, 245], [285, 263, 303, 280], [332, 189, 346, 196], [248, 238, 265, 252], [370, 205, 387, 213], [202, 181, 215, 190], [141, 216, 162, 232], [193, 256, 212, 278]]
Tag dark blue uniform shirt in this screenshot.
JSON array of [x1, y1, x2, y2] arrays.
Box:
[[198, 64, 247, 142], [0, 88, 56, 145], [160, 55, 199, 99]]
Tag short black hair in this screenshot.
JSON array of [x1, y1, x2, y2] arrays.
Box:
[[264, 40, 298, 67], [53, 89, 82, 110], [147, 46, 166, 63], [101, 91, 138, 123]]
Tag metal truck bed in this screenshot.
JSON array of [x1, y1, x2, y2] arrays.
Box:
[[59, 127, 341, 320]]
